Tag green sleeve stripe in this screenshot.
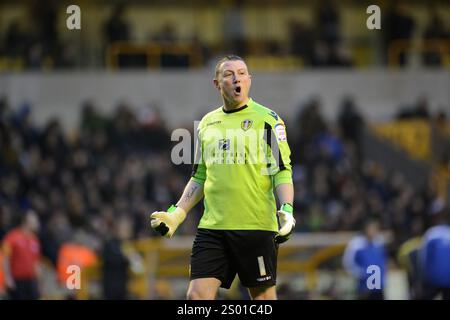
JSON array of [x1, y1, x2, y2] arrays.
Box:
[[274, 170, 293, 187], [190, 176, 205, 185], [191, 161, 206, 182]]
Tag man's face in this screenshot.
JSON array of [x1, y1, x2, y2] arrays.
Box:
[[365, 221, 380, 240], [214, 60, 252, 107], [26, 211, 40, 233]]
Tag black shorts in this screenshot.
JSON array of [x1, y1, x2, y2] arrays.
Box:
[[190, 228, 278, 289], [8, 279, 40, 300]]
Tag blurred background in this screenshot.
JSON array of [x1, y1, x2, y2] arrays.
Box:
[[0, 0, 449, 300]]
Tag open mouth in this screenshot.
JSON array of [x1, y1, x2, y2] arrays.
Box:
[[234, 86, 241, 95]]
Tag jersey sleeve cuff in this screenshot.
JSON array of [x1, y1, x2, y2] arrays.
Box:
[[190, 176, 205, 185], [273, 170, 293, 187]]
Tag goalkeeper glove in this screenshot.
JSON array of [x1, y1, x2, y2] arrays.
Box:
[[150, 205, 187, 238], [275, 203, 296, 244]]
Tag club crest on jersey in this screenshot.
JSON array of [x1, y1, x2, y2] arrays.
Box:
[[218, 139, 230, 150], [274, 123, 287, 141], [241, 119, 253, 131]]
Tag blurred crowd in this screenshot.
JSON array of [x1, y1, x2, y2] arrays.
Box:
[[289, 96, 447, 241], [0, 96, 184, 299], [1, 94, 449, 299], [1, 0, 449, 69]]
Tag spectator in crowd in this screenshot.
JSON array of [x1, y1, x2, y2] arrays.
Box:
[[431, 111, 450, 189], [40, 213, 72, 267], [0, 247, 5, 298], [152, 23, 192, 68], [343, 218, 387, 300], [190, 34, 211, 66], [422, 9, 450, 66], [294, 97, 327, 165], [103, 4, 132, 68], [383, 1, 416, 66], [152, 23, 177, 45], [222, 0, 246, 56], [337, 96, 365, 162], [102, 215, 134, 300], [104, 4, 130, 46], [288, 20, 315, 65], [314, 0, 352, 67], [136, 103, 171, 152], [19, 0, 61, 69], [31, 0, 59, 57], [419, 203, 450, 299], [397, 219, 424, 300], [2, 210, 41, 300], [316, 0, 341, 50], [4, 20, 29, 59], [79, 100, 109, 135], [56, 229, 98, 299], [396, 96, 430, 120]]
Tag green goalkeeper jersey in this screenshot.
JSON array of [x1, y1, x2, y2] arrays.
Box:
[[191, 98, 293, 231]]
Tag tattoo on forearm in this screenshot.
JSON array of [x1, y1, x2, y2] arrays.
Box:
[[185, 185, 198, 201]]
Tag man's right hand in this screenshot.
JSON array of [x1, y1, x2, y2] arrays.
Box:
[[150, 205, 187, 238]]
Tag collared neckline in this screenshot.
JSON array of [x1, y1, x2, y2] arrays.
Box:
[[222, 98, 252, 114]]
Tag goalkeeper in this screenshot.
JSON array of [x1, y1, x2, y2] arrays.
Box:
[[151, 55, 295, 300]]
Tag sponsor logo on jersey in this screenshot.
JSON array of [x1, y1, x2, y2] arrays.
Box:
[[241, 119, 253, 131], [218, 139, 230, 150], [206, 120, 221, 126], [274, 123, 286, 141]]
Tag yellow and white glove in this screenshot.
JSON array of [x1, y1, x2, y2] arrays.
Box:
[[275, 203, 296, 244], [150, 205, 187, 238]]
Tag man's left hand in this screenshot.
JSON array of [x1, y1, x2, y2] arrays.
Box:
[[275, 203, 296, 244]]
